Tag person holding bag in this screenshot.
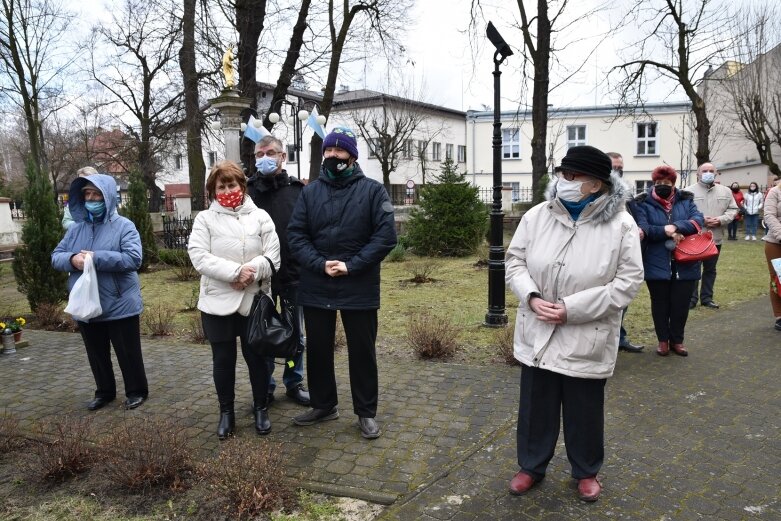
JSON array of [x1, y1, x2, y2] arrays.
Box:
[[188, 161, 280, 440], [52, 174, 148, 411], [630, 165, 705, 357]]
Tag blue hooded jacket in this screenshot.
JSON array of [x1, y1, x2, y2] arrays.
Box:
[[51, 174, 143, 322]]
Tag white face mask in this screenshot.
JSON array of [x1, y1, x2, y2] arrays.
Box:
[[556, 177, 587, 202], [701, 172, 716, 184]]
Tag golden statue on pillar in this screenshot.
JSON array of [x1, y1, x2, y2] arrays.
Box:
[[222, 44, 236, 89]]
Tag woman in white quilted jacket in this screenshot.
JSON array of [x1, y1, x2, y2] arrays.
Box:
[[188, 161, 280, 440]]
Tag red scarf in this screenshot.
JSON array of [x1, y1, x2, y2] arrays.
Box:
[[650, 187, 675, 213], [216, 189, 244, 209]]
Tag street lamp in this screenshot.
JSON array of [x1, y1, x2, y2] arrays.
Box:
[[484, 21, 513, 328], [267, 98, 326, 179]]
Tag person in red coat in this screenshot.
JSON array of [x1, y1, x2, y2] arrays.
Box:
[[727, 182, 745, 240]]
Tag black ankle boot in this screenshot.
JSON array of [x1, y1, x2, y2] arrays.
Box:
[[254, 406, 271, 435], [217, 404, 235, 440]]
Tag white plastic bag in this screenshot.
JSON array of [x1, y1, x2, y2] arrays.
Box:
[[64, 253, 102, 321]]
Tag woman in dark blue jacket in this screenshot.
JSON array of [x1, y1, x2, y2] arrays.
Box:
[[288, 127, 397, 439], [631, 166, 704, 357], [52, 174, 148, 410]]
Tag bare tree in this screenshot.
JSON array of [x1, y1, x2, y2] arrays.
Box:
[[613, 0, 738, 167], [350, 93, 437, 192], [0, 0, 74, 174], [713, 4, 781, 177], [307, 0, 410, 181], [90, 0, 184, 210]]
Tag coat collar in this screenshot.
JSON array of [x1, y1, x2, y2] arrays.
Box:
[[545, 171, 630, 225]]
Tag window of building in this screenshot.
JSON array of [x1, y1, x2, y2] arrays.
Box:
[[502, 128, 520, 159], [457, 145, 466, 163], [636, 122, 658, 155], [432, 142, 442, 161], [445, 143, 454, 161], [287, 145, 297, 163], [567, 125, 586, 148], [635, 180, 652, 195], [417, 140, 428, 159], [368, 138, 382, 158], [208, 151, 217, 167], [402, 139, 412, 159], [174, 154, 182, 170]]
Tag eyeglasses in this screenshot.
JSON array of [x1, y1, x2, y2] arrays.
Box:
[[255, 149, 281, 158], [557, 171, 590, 182]]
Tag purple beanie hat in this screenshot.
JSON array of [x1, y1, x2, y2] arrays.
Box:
[[322, 127, 359, 159]]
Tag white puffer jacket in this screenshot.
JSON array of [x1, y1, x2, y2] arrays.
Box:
[[188, 197, 280, 317], [505, 172, 644, 379]]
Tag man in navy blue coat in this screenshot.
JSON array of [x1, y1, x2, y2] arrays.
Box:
[[288, 127, 397, 439]]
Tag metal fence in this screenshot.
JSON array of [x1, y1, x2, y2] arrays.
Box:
[[162, 215, 194, 250], [477, 187, 534, 204]]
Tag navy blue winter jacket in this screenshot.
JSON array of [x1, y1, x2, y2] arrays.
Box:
[[630, 188, 705, 281], [287, 164, 397, 310], [52, 174, 143, 321]]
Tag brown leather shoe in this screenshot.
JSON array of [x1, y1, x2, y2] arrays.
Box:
[[577, 476, 602, 502], [671, 343, 688, 356], [656, 341, 669, 356], [509, 471, 538, 495]]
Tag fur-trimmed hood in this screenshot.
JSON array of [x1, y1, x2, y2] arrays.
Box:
[[544, 171, 631, 225]]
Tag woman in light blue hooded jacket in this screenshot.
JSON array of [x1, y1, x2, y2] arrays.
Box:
[[52, 173, 148, 411]]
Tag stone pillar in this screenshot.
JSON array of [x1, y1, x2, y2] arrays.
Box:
[[174, 195, 192, 219], [501, 187, 513, 213], [0, 197, 19, 246], [209, 88, 253, 164]]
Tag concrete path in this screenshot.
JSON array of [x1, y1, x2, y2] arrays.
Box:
[[0, 297, 778, 520]]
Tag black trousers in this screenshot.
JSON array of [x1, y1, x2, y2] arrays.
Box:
[[78, 315, 148, 400], [691, 244, 722, 305], [647, 279, 697, 344], [202, 312, 270, 408], [517, 364, 606, 480], [303, 307, 378, 417]]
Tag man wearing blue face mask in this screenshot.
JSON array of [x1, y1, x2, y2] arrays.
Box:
[[683, 163, 738, 309], [246, 136, 310, 407]]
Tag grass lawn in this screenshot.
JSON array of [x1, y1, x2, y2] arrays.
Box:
[[0, 232, 771, 365]]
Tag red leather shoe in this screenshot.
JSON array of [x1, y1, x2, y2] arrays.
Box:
[[577, 476, 602, 502], [509, 471, 538, 495], [671, 343, 688, 356], [656, 341, 669, 356]]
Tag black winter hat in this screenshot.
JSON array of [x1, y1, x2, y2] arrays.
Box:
[[555, 145, 612, 185]]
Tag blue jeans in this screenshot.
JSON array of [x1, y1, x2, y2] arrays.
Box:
[[745, 214, 759, 236], [267, 286, 305, 392]]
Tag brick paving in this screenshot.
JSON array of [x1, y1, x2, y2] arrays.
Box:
[[1, 296, 779, 519]]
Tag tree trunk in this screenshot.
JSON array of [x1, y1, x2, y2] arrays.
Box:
[[179, 0, 206, 210], [236, 0, 267, 171], [530, 0, 550, 204]]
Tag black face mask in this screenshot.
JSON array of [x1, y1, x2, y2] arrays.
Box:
[[323, 156, 351, 177], [654, 184, 673, 199], [731, 186, 739, 192]]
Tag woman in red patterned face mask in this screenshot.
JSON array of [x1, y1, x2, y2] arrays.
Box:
[[188, 160, 281, 440]]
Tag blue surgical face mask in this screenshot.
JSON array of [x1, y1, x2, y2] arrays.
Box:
[[85, 200, 106, 216], [701, 172, 716, 184], [256, 156, 279, 175]]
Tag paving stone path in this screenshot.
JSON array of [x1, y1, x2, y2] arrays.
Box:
[[0, 296, 779, 520]]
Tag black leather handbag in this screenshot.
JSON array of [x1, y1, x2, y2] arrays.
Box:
[[246, 257, 297, 359]]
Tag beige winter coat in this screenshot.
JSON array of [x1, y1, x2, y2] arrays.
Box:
[[763, 186, 781, 244], [188, 197, 280, 317], [682, 182, 738, 245], [505, 173, 644, 379]]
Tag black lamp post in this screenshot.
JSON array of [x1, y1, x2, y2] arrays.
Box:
[[484, 21, 513, 328], [267, 98, 326, 180]]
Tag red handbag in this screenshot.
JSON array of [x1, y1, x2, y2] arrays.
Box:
[[673, 221, 718, 263]]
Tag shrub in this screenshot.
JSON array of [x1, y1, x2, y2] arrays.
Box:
[[12, 159, 68, 312], [183, 286, 199, 312], [26, 416, 94, 481], [32, 302, 77, 332], [204, 439, 294, 519], [386, 243, 407, 263], [406, 259, 441, 283], [188, 314, 207, 344], [159, 248, 198, 281], [406, 311, 460, 360], [122, 171, 159, 271], [406, 158, 489, 257], [99, 417, 192, 492], [142, 302, 177, 336], [0, 411, 25, 455], [495, 325, 519, 366]]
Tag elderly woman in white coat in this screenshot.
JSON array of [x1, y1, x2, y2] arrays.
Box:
[[505, 146, 644, 502], [188, 161, 280, 440]]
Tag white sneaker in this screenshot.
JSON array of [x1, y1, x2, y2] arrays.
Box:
[[752, 236, 757, 241], [745, 236, 751, 240]]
